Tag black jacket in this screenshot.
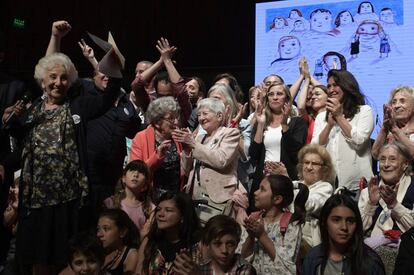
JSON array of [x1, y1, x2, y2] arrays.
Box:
[[248, 116, 307, 212], [302, 244, 385, 275]]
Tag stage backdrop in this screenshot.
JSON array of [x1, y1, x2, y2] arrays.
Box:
[[256, 0, 414, 137]]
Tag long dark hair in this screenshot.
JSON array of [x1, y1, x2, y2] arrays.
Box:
[[143, 192, 201, 273], [327, 69, 365, 119], [266, 174, 309, 224], [111, 160, 153, 220], [98, 208, 140, 249], [319, 192, 370, 275]]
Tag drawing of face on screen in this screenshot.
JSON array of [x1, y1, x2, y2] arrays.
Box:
[[354, 1, 379, 24], [380, 8, 398, 32], [278, 36, 301, 60], [310, 9, 333, 33], [353, 20, 382, 54], [270, 16, 288, 31]]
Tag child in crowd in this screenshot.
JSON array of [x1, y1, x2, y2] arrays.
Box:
[[68, 232, 105, 275], [136, 192, 202, 274], [302, 193, 385, 275], [103, 160, 154, 237], [172, 215, 257, 274], [97, 209, 140, 275], [241, 174, 308, 274]]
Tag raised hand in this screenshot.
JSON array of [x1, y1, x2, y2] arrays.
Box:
[[51, 20, 71, 38], [326, 97, 343, 118], [367, 176, 380, 205], [78, 39, 95, 59], [255, 99, 266, 125], [281, 102, 291, 126], [172, 128, 196, 152], [380, 183, 399, 209], [233, 102, 248, 125], [156, 140, 172, 158], [172, 249, 200, 275], [156, 37, 177, 62], [383, 104, 395, 132], [244, 216, 265, 238]]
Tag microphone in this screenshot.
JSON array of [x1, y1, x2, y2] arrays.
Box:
[[1, 93, 31, 129]]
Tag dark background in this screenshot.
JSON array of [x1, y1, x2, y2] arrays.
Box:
[[0, 0, 278, 98]]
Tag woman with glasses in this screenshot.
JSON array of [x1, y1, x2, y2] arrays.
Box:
[[130, 97, 183, 199], [294, 144, 335, 251]]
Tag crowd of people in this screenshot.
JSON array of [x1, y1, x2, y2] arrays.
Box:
[[0, 19, 414, 275]]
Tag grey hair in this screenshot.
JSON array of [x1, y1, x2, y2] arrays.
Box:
[[34, 53, 78, 87], [379, 141, 412, 175], [197, 97, 225, 115], [146, 96, 180, 124], [207, 83, 238, 118], [388, 86, 414, 105]]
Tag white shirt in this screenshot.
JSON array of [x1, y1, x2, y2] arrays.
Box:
[[264, 126, 282, 162], [311, 106, 374, 191]]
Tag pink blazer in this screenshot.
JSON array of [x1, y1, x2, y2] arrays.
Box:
[[181, 126, 240, 203]]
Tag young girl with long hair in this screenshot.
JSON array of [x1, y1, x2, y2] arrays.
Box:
[[104, 160, 154, 237], [302, 193, 385, 275], [97, 209, 140, 275], [136, 192, 202, 275], [241, 174, 309, 274]]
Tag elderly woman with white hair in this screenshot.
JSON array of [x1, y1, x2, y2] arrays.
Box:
[[173, 97, 242, 225], [359, 142, 414, 274], [372, 86, 414, 160], [1, 52, 121, 274], [130, 96, 184, 198]]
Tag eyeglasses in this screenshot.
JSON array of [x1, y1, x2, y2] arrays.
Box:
[[162, 116, 178, 124], [302, 161, 324, 167]]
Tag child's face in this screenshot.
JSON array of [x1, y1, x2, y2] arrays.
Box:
[[96, 217, 124, 250], [294, 20, 305, 31], [274, 17, 285, 29], [339, 11, 352, 25], [289, 10, 299, 19], [71, 252, 101, 275], [279, 38, 300, 59], [380, 9, 394, 23], [311, 11, 332, 32], [209, 234, 239, 272], [357, 22, 379, 35], [123, 170, 147, 193], [360, 3, 373, 14], [254, 179, 274, 210], [326, 205, 356, 247]]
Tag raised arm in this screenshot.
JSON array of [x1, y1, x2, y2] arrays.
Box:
[[156, 37, 179, 83], [45, 20, 71, 56], [289, 57, 306, 100], [78, 39, 98, 71]]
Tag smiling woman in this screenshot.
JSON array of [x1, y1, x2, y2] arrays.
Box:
[[372, 86, 414, 160], [8, 52, 122, 274], [294, 144, 335, 249], [176, 98, 242, 225]]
